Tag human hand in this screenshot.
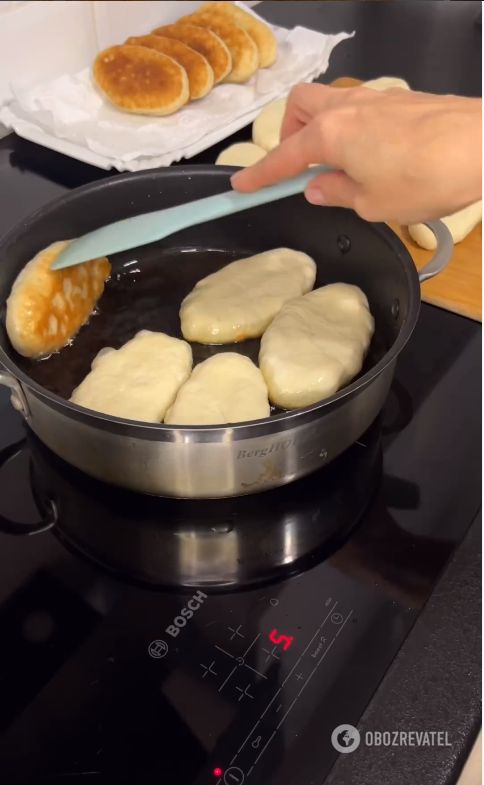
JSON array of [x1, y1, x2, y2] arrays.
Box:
[[231, 83, 482, 224]]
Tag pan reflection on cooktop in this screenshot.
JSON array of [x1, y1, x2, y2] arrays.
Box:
[[26, 416, 383, 590]]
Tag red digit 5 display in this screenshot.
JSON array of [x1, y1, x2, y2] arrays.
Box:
[[269, 629, 294, 650]]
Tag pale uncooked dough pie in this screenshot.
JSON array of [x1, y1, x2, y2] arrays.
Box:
[[71, 330, 192, 422], [180, 248, 316, 344], [165, 352, 270, 424], [259, 283, 375, 409]]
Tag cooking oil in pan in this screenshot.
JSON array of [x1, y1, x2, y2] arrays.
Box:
[[16, 245, 385, 411]]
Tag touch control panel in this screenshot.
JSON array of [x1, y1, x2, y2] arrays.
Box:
[[210, 600, 354, 784], [145, 563, 409, 785]]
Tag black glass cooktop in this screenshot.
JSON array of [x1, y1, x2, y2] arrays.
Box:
[[0, 301, 480, 785], [0, 3, 481, 782]]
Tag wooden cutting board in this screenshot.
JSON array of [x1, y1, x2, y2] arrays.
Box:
[[331, 77, 482, 322]]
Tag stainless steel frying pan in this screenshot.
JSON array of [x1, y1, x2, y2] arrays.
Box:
[[0, 166, 452, 498]]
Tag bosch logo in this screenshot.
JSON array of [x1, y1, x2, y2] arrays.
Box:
[[166, 591, 207, 638]]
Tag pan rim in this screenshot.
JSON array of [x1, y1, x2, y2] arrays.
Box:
[[0, 165, 421, 436]]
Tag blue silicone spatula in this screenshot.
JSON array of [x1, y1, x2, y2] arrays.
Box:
[[51, 166, 332, 270]]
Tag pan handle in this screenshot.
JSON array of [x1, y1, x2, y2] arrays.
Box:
[[417, 220, 454, 283], [0, 438, 57, 535], [0, 369, 31, 419]]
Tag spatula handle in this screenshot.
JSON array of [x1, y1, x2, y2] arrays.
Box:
[[51, 165, 332, 269], [170, 165, 333, 233]]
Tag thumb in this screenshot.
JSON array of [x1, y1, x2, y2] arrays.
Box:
[[305, 170, 362, 211]]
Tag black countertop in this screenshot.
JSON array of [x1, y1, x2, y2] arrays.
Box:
[[261, 0, 482, 95], [0, 3, 481, 784]]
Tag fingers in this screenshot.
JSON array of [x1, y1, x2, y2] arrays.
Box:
[[280, 83, 371, 139], [232, 115, 337, 192], [280, 83, 336, 140], [232, 149, 363, 214], [232, 86, 368, 193], [305, 170, 363, 211]]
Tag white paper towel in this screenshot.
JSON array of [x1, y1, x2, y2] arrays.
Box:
[[0, 5, 354, 171]]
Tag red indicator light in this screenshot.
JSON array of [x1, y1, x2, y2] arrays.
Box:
[[269, 629, 294, 650], [213, 768, 223, 777]]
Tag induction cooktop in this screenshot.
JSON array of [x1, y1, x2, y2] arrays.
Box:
[[0, 304, 481, 785]]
